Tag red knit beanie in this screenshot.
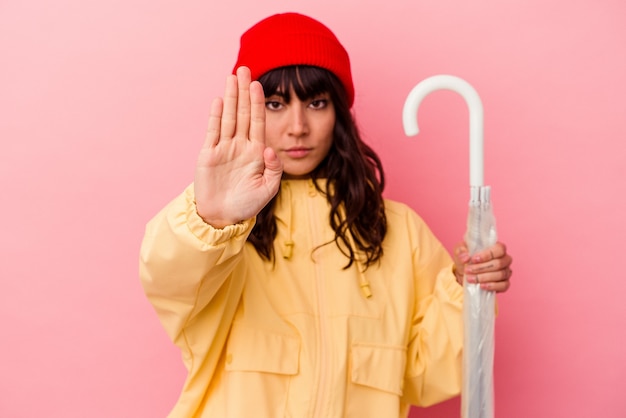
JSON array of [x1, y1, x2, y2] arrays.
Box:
[[233, 13, 355, 107]]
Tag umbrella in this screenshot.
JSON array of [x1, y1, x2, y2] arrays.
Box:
[[402, 75, 497, 418]]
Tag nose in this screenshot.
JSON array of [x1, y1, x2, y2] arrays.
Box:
[[287, 103, 309, 137]]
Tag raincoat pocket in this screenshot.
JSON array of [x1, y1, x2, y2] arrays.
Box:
[[345, 343, 407, 417], [223, 325, 301, 417], [350, 343, 406, 395], [225, 325, 300, 374]]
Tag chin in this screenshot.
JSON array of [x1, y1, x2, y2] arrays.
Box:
[[282, 168, 315, 179], [282, 172, 311, 180], [282, 165, 316, 179]]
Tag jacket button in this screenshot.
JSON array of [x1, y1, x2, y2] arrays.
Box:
[[226, 353, 233, 364]]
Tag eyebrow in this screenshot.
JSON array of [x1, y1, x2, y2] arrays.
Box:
[[269, 91, 287, 98]]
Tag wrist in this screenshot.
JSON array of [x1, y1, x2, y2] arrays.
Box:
[[194, 201, 239, 229], [452, 264, 464, 286]]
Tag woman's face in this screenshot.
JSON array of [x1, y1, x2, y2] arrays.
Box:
[[264, 88, 335, 178]]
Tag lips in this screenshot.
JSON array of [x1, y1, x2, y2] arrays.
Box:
[[284, 147, 311, 159]]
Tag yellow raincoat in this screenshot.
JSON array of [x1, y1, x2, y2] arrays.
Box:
[[140, 179, 464, 418]]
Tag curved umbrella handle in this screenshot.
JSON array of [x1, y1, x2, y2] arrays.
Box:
[[402, 75, 484, 187]]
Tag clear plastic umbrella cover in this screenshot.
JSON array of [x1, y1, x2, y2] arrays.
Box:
[[462, 186, 497, 418], [403, 75, 497, 418]]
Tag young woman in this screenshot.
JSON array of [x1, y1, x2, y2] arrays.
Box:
[[140, 12, 513, 418]]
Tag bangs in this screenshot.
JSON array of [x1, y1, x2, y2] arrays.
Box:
[[258, 66, 342, 102]]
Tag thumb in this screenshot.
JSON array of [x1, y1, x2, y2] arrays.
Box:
[[263, 147, 283, 186], [453, 242, 470, 265]]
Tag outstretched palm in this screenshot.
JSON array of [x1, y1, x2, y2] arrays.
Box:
[[194, 67, 283, 228]]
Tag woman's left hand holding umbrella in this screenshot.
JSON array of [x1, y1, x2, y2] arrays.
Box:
[[453, 242, 513, 293]]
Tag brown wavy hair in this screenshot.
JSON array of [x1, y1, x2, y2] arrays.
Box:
[[248, 66, 387, 269]]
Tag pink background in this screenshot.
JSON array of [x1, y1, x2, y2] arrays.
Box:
[[1, 0, 624, 417]]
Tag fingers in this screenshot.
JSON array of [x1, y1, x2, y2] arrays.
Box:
[[470, 242, 508, 263], [468, 267, 512, 289], [234, 67, 252, 139], [205, 67, 264, 147], [462, 241, 512, 293], [249, 81, 266, 143], [220, 73, 238, 140], [476, 274, 512, 293], [204, 97, 224, 148]]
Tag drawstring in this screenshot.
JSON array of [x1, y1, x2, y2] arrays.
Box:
[[307, 178, 317, 197], [338, 204, 372, 299], [345, 231, 372, 299], [281, 182, 295, 259], [280, 179, 372, 299]]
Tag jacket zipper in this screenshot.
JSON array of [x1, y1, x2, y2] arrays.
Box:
[[308, 184, 330, 417]]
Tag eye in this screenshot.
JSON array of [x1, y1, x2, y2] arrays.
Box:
[[309, 99, 328, 110], [265, 100, 283, 111]]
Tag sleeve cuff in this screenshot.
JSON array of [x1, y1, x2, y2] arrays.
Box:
[[183, 184, 256, 246]]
